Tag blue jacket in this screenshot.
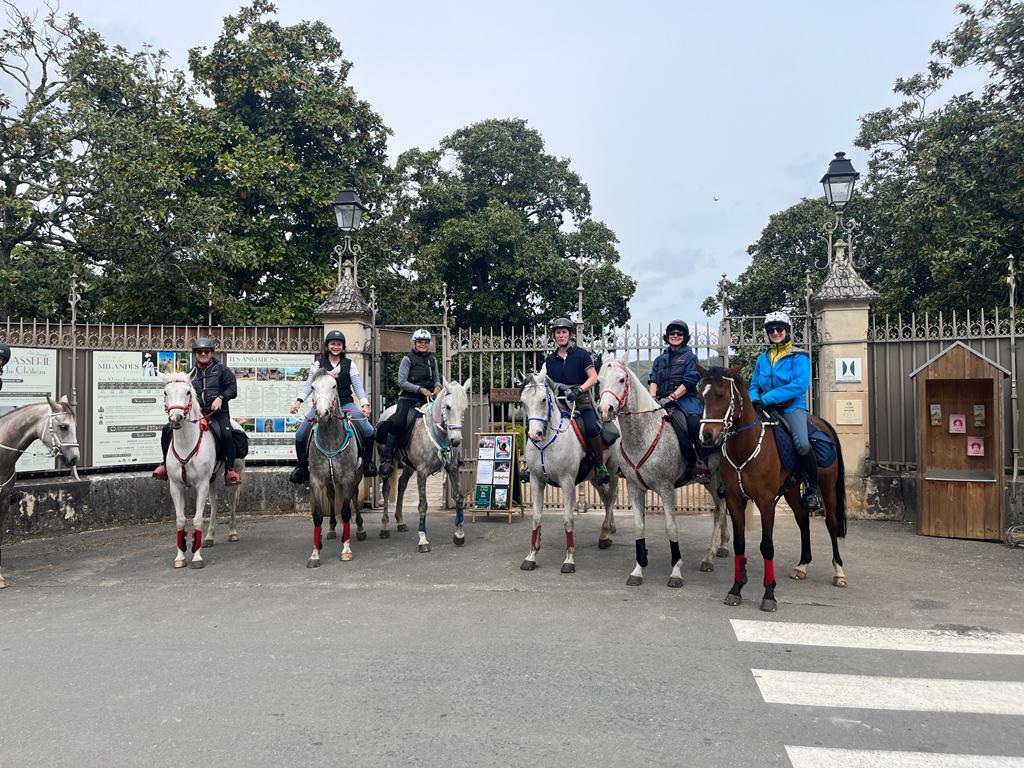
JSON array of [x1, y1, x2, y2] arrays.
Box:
[[649, 345, 702, 415], [748, 347, 810, 413]]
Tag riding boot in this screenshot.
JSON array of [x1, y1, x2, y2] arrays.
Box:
[[361, 436, 378, 477], [520, 462, 530, 483], [588, 435, 610, 485], [289, 432, 310, 484], [379, 433, 398, 477], [799, 450, 823, 512], [152, 424, 172, 480]]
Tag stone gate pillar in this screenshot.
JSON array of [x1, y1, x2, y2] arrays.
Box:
[[314, 261, 373, 388], [810, 241, 879, 516]]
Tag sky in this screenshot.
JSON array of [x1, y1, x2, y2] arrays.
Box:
[[51, 0, 986, 328]]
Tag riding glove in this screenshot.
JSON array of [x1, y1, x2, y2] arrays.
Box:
[[566, 385, 583, 402]]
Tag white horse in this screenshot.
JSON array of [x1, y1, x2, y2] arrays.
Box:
[[377, 378, 471, 552], [519, 372, 620, 573], [305, 370, 362, 566], [597, 360, 730, 586], [0, 396, 80, 589], [161, 374, 245, 568]]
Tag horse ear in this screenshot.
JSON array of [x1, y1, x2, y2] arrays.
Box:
[[59, 394, 69, 404], [462, 377, 472, 393], [46, 395, 59, 412], [696, 363, 707, 377], [726, 365, 742, 377]]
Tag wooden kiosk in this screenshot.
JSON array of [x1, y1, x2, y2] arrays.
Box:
[[909, 342, 1007, 540]]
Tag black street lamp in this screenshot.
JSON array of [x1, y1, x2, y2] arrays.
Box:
[[818, 151, 861, 269], [331, 186, 367, 286]]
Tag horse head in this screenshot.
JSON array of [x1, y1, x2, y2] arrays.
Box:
[[520, 372, 555, 443], [597, 359, 631, 422], [44, 395, 79, 467], [438, 377, 471, 447], [696, 364, 743, 448], [310, 369, 339, 423], [161, 373, 199, 430]]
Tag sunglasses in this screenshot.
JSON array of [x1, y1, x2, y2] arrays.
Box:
[[667, 331, 685, 337], [196, 349, 213, 354], [766, 327, 786, 334]]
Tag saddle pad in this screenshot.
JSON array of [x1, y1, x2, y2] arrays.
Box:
[[773, 425, 835, 471]]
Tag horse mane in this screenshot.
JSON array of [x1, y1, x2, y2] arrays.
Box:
[[311, 368, 334, 382], [705, 366, 746, 388]]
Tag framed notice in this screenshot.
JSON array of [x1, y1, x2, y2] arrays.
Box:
[[948, 413, 966, 434], [227, 353, 313, 460], [473, 431, 520, 522], [967, 436, 985, 457], [1, 347, 59, 471]]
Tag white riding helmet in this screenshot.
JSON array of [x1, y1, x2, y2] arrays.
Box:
[[763, 311, 792, 331], [412, 328, 432, 342]]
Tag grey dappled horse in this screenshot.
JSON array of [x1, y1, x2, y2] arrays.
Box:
[[376, 378, 471, 552], [305, 370, 362, 566], [0, 396, 80, 589], [162, 375, 245, 568], [519, 372, 620, 573], [597, 360, 729, 587]]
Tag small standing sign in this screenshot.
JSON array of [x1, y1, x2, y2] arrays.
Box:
[[473, 432, 520, 523]]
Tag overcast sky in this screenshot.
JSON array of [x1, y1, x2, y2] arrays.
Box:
[[52, 0, 984, 328]]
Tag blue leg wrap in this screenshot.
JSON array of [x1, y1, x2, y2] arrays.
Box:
[[635, 538, 648, 568]]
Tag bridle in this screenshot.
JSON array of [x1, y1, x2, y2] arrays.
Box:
[[422, 388, 462, 468], [601, 361, 664, 417], [164, 383, 209, 487], [0, 407, 80, 491], [602, 361, 667, 489], [698, 375, 767, 499], [522, 377, 574, 484]]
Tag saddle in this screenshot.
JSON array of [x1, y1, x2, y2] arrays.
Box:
[[209, 418, 249, 462], [306, 416, 359, 454], [769, 412, 836, 473], [540, 416, 619, 488], [375, 404, 420, 450]]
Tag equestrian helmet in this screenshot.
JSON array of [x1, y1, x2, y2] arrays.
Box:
[[551, 317, 574, 332], [191, 336, 215, 352], [763, 310, 792, 339], [0, 342, 10, 363], [664, 319, 690, 344], [412, 328, 432, 342], [324, 330, 346, 347]]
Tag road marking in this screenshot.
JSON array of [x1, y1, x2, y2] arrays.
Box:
[[752, 669, 1024, 715], [732, 619, 1024, 655], [786, 746, 1024, 768]]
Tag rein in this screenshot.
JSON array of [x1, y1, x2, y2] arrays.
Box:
[[524, 379, 575, 484], [421, 392, 459, 468], [0, 410, 80, 459], [166, 385, 210, 488], [699, 375, 767, 499], [604, 361, 668, 489]]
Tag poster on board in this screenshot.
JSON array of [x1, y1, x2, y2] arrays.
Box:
[[0, 347, 58, 471], [227, 352, 313, 460], [474, 432, 516, 510]]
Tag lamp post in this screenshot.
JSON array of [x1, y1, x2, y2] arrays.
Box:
[[818, 151, 861, 269], [567, 255, 598, 341], [207, 281, 213, 326], [332, 185, 367, 287]]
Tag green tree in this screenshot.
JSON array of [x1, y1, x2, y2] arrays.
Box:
[[383, 118, 635, 329]]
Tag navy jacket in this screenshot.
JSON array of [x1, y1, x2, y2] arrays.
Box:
[[191, 358, 238, 416], [649, 345, 701, 415]]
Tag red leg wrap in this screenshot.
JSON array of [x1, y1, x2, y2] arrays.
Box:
[[734, 555, 747, 583], [764, 559, 775, 586], [531, 527, 540, 550], [565, 530, 574, 550], [342, 522, 351, 542], [192, 530, 202, 553], [177, 529, 187, 552], [313, 527, 322, 550]]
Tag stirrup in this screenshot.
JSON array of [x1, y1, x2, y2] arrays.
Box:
[[362, 460, 378, 478], [379, 460, 393, 477], [801, 486, 823, 512], [289, 465, 309, 484], [593, 464, 610, 485]]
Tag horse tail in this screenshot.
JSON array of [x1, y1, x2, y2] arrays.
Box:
[[822, 419, 847, 538]]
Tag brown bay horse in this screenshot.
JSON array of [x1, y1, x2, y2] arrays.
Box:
[[696, 365, 847, 612]]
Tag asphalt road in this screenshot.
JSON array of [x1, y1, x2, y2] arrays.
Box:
[[2, 510, 1022, 768]]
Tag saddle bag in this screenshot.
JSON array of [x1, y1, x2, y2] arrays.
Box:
[[233, 429, 250, 460]]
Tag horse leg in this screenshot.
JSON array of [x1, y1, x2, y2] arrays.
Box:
[[205, 481, 218, 547], [820, 469, 846, 587], [560, 478, 577, 573], [380, 474, 391, 537], [785, 486, 812, 580], [355, 491, 366, 541], [308, 489, 324, 568], [596, 474, 616, 549], [0, 504, 8, 588], [520, 472, 545, 570], [169, 479, 188, 569], [724, 490, 748, 606], [449, 464, 466, 546], [190, 481, 210, 569], [339, 491, 353, 562], [415, 469, 431, 553], [626, 480, 647, 586], [701, 472, 729, 571], [227, 460, 242, 543], [327, 510, 338, 539], [661, 485, 684, 588], [757, 496, 779, 612], [395, 465, 413, 534]]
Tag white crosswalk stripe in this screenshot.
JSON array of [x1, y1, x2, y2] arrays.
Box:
[[734, 619, 1024, 767]]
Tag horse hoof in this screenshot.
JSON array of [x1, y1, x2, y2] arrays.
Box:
[[832, 576, 848, 588], [326, 530, 338, 540], [561, 562, 576, 574], [520, 560, 537, 571], [716, 547, 730, 558], [173, 559, 187, 569], [667, 576, 684, 588], [356, 531, 367, 541], [598, 538, 612, 550], [340, 551, 353, 562], [228, 533, 239, 543], [306, 558, 320, 569], [417, 544, 431, 554], [397, 523, 409, 532], [724, 593, 742, 606], [379, 529, 390, 539], [700, 561, 714, 572], [453, 534, 465, 546], [191, 559, 205, 570], [203, 538, 215, 548], [760, 598, 778, 612], [791, 568, 807, 580], [626, 575, 643, 587]]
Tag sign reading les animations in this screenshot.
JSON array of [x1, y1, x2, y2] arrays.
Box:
[[226, 353, 314, 460], [0, 347, 59, 471]]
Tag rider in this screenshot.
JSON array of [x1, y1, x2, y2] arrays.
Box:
[[152, 337, 241, 486], [0, 341, 9, 391], [648, 319, 708, 484], [288, 330, 377, 483], [377, 328, 441, 477], [748, 310, 821, 511], [543, 316, 609, 485]]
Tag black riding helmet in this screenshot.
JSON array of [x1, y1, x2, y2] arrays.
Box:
[[663, 320, 690, 345], [323, 329, 346, 354], [191, 336, 215, 352], [551, 317, 574, 332]]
